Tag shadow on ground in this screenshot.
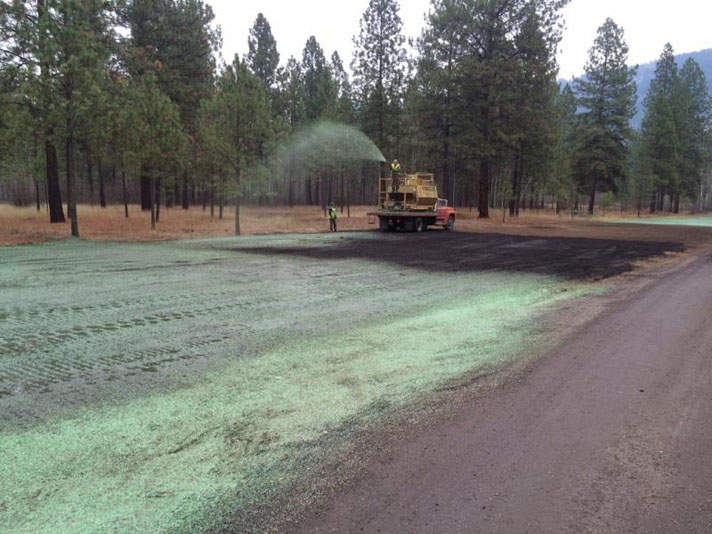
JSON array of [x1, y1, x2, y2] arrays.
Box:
[[238, 232, 686, 280]]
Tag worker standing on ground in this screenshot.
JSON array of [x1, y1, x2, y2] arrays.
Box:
[[328, 202, 337, 232], [390, 159, 402, 192]]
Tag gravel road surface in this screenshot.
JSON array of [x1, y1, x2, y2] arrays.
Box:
[[298, 254, 712, 533]]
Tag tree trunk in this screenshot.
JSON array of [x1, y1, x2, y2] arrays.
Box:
[[288, 173, 294, 208], [346, 182, 351, 218], [66, 122, 79, 237], [140, 169, 151, 210], [45, 140, 65, 222], [182, 172, 189, 209], [121, 157, 128, 219], [219, 192, 223, 219], [64, 62, 79, 236], [340, 165, 345, 214], [35, 179, 41, 211], [155, 177, 161, 223], [588, 171, 598, 215], [234, 173, 241, 236], [86, 154, 94, 202], [478, 158, 490, 218], [150, 174, 156, 230], [98, 160, 106, 208], [38, 0, 65, 223], [305, 177, 312, 205], [673, 192, 680, 214], [210, 185, 215, 217], [509, 154, 518, 216]]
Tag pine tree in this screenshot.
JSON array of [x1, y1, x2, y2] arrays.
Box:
[[247, 13, 279, 89], [456, 0, 568, 218], [677, 58, 712, 207], [130, 73, 188, 229], [1, 1, 67, 222], [573, 18, 637, 214], [276, 56, 305, 129], [412, 0, 468, 204], [330, 52, 355, 124], [126, 0, 219, 209], [275, 56, 305, 207], [51, 0, 116, 236], [199, 57, 271, 235], [550, 83, 577, 212], [639, 44, 680, 212], [351, 0, 407, 158], [508, 3, 561, 216], [301, 36, 335, 121]]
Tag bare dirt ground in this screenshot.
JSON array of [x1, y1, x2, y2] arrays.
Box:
[[3, 203, 712, 251], [288, 251, 712, 534], [0, 204, 374, 245]]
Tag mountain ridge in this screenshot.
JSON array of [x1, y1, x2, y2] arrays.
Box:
[[561, 47, 712, 129]]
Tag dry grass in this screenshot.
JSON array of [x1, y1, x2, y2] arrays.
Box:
[[0, 204, 374, 245], [3, 203, 712, 251]]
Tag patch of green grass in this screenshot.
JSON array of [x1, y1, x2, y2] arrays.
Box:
[[0, 235, 586, 533], [612, 216, 712, 227]]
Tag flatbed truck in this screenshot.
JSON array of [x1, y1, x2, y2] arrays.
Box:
[[368, 173, 456, 232]]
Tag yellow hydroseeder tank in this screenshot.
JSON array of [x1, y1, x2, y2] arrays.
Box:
[[378, 173, 439, 212]]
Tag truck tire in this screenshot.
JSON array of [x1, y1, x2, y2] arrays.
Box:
[[415, 217, 425, 233], [445, 215, 455, 231], [379, 217, 389, 231]]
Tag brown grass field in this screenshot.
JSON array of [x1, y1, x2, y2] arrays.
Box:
[[2, 203, 712, 252]]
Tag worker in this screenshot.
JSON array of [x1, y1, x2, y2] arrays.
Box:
[[390, 159, 402, 192], [328, 202, 337, 232]]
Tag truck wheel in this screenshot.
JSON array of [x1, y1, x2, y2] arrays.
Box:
[[445, 215, 455, 231], [415, 217, 425, 233], [379, 218, 389, 231]]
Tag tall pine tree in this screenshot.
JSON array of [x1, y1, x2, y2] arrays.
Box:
[[247, 13, 279, 90], [351, 0, 407, 159], [573, 18, 636, 214]]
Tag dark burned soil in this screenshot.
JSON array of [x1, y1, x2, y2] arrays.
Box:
[[241, 230, 687, 280]]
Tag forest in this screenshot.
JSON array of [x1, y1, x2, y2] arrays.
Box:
[[1, 0, 711, 236]]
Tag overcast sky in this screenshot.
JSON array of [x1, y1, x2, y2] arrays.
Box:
[[210, 0, 712, 80]]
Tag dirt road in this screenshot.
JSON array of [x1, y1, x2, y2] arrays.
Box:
[[296, 254, 712, 533]]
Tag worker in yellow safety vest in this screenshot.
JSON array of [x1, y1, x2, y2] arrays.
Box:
[[390, 159, 402, 192], [328, 202, 337, 232]]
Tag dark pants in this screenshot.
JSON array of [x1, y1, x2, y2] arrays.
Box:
[[330, 218, 337, 232]]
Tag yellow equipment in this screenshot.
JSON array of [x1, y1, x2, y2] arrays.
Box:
[[378, 173, 439, 212], [369, 172, 456, 232]]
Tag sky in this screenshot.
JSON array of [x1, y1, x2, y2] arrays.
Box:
[[209, 0, 712, 80]]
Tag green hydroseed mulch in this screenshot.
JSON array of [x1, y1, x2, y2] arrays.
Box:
[[0, 234, 585, 533], [612, 216, 712, 227]]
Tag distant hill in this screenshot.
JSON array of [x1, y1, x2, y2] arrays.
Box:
[[561, 48, 712, 129], [632, 48, 712, 128]]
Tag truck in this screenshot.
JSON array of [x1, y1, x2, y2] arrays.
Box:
[[368, 173, 456, 232]]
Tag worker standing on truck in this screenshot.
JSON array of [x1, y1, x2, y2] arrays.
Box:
[[328, 202, 337, 232], [390, 159, 402, 192]]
